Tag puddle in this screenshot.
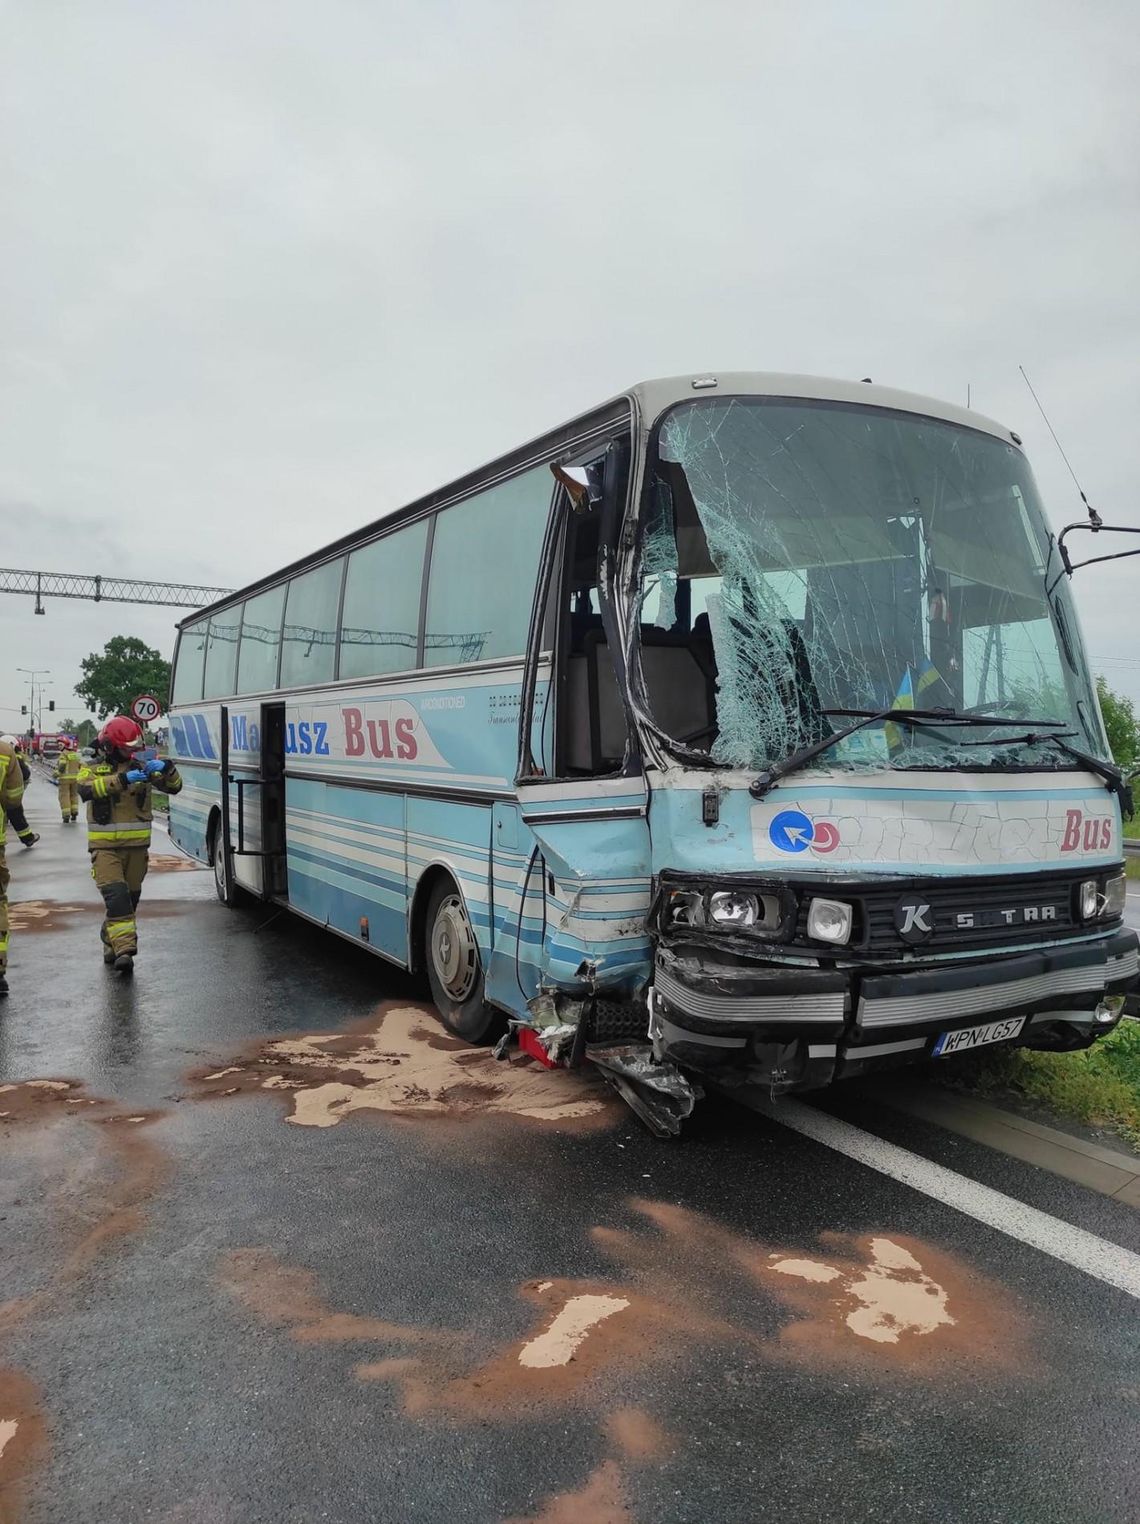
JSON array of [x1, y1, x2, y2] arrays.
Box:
[[0, 1079, 96, 1123], [8, 901, 93, 932], [591, 1200, 1027, 1372], [218, 1200, 1031, 1520], [771, 1237, 954, 1345], [7, 898, 190, 933], [147, 854, 202, 874], [192, 1004, 615, 1131]]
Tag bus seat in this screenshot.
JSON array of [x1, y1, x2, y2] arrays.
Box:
[[564, 630, 715, 773]]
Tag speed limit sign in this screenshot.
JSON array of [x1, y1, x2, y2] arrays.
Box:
[[131, 694, 161, 724]]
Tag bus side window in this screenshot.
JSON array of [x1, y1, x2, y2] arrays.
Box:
[[172, 618, 208, 706]]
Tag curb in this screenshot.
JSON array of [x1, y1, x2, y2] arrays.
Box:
[[866, 1079, 1140, 1208]]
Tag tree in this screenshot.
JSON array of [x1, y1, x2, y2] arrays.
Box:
[[75, 636, 171, 720], [1096, 676, 1139, 770], [75, 719, 97, 748]]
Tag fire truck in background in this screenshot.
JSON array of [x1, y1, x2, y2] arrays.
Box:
[[33, 731, 68, 760]]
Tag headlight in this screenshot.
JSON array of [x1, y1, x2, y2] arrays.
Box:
[[807, 897, 853, 945], [1079, 878, 1099, 921], [666, 890, 704, 928], [1095, 994, 1126, 1025], [709, 890, 759, 927], [1102, 873, 1127, 919]]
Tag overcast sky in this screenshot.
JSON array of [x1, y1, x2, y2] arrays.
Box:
[[1, 0, 1138, 732]]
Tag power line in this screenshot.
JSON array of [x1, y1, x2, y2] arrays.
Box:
[[0, 567, 234, 613]]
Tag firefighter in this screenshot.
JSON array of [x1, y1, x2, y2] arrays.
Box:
[[54, 736, 82, 823], [0, 736, 39, 850], [0, 736, 29, 994], [77, 716, 182, 973]]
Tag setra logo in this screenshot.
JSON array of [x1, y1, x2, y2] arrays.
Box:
[[768, 809, 840, 855]]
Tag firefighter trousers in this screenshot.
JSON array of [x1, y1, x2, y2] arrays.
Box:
[[91, 847, 149, 956], [0, 845, 8, 974], [58, 780, 79, 819]]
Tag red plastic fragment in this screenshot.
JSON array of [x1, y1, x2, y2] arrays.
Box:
[[517, 1025, 559, 1069]]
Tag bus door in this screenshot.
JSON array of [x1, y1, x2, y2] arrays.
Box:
[[218, 702, 288, 901], [259, 702, 288, 899], [487, 434, 653, 1011]]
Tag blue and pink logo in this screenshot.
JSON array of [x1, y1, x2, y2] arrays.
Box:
[[768, 809, 840, 854]]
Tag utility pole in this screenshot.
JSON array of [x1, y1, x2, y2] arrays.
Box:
[[16, 667, 51, 736]]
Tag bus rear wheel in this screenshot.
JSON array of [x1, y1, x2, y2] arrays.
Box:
[[424, 879, 498, 1043], [210, 820, 239, 908]]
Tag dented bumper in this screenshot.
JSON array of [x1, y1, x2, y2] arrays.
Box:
[[650, 929, 1140, 1092]]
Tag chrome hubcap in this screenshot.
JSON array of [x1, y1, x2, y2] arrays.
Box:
[[432, 894, 477, 1002]]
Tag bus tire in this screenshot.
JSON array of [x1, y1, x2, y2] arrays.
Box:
[[209, 817, 239, 908], [424, 878, 498, 1043]]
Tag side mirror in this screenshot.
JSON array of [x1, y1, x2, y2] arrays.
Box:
[[551, 462, 604, 512], [1048, 521, 1140, 594]]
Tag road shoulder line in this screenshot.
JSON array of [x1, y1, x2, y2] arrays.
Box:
[[745, 1095, 1140, 1300]]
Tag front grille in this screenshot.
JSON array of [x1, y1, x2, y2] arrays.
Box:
[[793, 868, 1106, 958]]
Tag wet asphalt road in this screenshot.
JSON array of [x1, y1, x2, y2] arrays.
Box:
[[2, 768, 1139, 1524]]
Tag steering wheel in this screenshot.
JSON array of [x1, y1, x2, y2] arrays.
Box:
[[677, 722, 718, 746]]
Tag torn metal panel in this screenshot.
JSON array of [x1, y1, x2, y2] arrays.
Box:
[[587, 1043, 702, 1138]]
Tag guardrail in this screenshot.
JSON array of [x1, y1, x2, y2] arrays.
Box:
[[1125, 838, 1140, 858]]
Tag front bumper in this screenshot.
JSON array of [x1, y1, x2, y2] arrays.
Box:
[[651, 929, 1139, 1090]]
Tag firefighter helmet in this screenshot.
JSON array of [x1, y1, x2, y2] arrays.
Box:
[[98, 716, 145, 754]]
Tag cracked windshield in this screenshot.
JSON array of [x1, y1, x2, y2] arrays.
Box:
[[637, 397, 1105, 773]]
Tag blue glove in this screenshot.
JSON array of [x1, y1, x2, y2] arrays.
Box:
[[124, 768, 148, 784], [144, 758, 166, 777]]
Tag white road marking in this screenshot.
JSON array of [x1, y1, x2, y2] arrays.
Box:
[[751, 1097, 1140, 1301]]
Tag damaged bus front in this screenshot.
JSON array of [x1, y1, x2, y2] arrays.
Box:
[[533, 377, 1137, 1113]]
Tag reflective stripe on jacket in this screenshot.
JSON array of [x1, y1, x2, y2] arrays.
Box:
[[55, 748, 82, 780], [0, 742, 26, 843], [77, 758, 182, 850]]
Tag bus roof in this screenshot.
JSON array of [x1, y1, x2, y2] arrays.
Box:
[[179, 372, 1021, 628]]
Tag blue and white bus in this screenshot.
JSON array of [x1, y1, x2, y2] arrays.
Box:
[[168, 373, 1136, 1128]]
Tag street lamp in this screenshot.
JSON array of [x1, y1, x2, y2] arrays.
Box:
[[16, 668, 51, 734]]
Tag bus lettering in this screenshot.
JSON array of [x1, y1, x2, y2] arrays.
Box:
[[343, 708, 364, 756], [313, 722, 329, 756], [231, 714, 248, 751], [340, 707, 418, 761], [394, 716, 417, 761], [1061, 810, 1111, 853]]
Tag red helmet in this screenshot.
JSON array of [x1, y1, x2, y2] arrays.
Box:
[[98, 716, 144, 754]]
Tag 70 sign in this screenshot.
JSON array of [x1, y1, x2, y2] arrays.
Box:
[[130, 694, 162, 725]]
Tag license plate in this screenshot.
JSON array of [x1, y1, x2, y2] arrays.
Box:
[[932, 1016, 1026, 1057]]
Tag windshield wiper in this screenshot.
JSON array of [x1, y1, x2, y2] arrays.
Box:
[[954, 729, 1134, 813], [750, 707, 977, 800], [824, 707, 1072, 729]]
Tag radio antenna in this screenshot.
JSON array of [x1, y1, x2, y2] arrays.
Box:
[[1018, 364, 1101, 527]]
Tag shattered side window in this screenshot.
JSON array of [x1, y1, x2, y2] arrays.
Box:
[[636, 397, 1104, 771]]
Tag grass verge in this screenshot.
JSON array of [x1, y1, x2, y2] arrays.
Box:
[[938, 1019, 1140, 1153]]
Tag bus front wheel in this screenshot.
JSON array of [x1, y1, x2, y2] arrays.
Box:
[[424, 879, 498, 1043]]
